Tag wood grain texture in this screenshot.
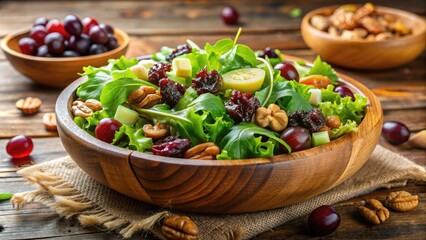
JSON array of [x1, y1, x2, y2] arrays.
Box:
[[301, 6, 426, 70]]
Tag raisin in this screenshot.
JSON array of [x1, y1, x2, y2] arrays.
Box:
[[151, 136, 191, 157], [165, 44, 192, 62], [192, 67, 223, 95], [149, 62, 171, 86], [159, 78, 186, 107], [288, 108, 326, 133], [225, 90, 260, 123]]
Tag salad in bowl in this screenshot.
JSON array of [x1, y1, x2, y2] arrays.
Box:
[[72, 30, 367, 160]]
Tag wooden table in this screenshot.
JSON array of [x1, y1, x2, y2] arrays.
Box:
[[0, 0, 425, 239]]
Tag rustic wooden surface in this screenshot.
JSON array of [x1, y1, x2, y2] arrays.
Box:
[[0, 0, 425, 239]]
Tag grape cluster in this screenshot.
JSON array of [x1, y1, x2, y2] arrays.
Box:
[[225, 90, 260, 123], [151, 136, 191, 157], [288, 108, 326, 133], [19, 16, 118, 57], [159, 78, 186, 107], [165, 44, 192, 62], [192, 67, 223, 95], [148, 62, 172, 85]]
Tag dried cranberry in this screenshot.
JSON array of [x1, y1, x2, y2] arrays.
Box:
[[225, 90, 260, 123], [148, 62, 172, 86], [258, 47, 279, 59], [288, 108, 326, 133], [165, 44, 192, 62], [151, 136, 191, 157], [159, 78, 186, 107], [192, 67, 223, 95]]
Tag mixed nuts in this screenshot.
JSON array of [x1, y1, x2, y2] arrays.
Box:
[[310, 3, 412, 41]]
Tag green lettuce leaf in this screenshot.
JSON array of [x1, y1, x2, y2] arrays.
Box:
[[318, 94, 368, 124], [321, 85, 341, 103], [152, 46, 174, 62], [217, 123, 290, 160], [0, 193, 13, 201], [110, 56, 138, 70], [112, 125, 153, 152], [255, 80, 312, 114], [74, 110, 109, 135], [305, 56, 338, 85], [330, 120, 359, 139], [178, 48, 208, 78], [136, 93, 233, 145], [76, 66, 113, 100]]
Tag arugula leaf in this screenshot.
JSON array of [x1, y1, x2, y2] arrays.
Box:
[[255, 80, 312, 114], [76, 66, 113, 100], [113, 125, 153, 152], [111, 68, 138, 80], [174, 87, 198, 111], [0, 193, 13, 201], [319, 94, 368, 124], [217, 123, 290, 159], [136, 93, 233, 145], [305, 56, 338, 84], [100, 78, 157, 116]]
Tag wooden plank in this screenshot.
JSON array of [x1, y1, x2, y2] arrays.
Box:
[[0, 0, 424, 37]]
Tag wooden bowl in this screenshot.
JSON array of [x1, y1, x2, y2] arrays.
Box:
[[56, 56, 383, 213], [301, 6, 426, 70], [1, 28, 129, 88]]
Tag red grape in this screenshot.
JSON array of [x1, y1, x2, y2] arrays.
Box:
[[29, 25, 48, 46], [334, 86, 355, 101], [221, 6, 239, 25], [46, 18, 70, 39], [274, 62, 300, 81], [36, 45, 51, 57], [18, 37, 38, 55], [82, 17, 99, 34], [34, 17, 48, 27], [63, 15, 83, 36], [61, 50, 80, 57], [68, 34, 91, 55], [382, 121, 410, 145], [99, 23, 114, 34], [6, 135, 34, 158], [308, 205, 341, 236], [95, 118, 122, 143], [280, 127, 311, 152], [89, 44, 108, 55], [44, 32, 66, 54], [105, 34, 118, 50], [89, 25, 108, 44]]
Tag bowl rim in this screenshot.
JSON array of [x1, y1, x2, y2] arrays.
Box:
[[302, 4, 426, 44], [0, 27, 130, 62], [56, 55, 382, 167]]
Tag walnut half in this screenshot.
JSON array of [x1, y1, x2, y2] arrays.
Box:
[[127, 86, 162, 108], [184, 142, 220, 160], [254, 104, 288, 132], [358, 199, 390, 224], [386, 191, 419, 212], [162, 214, 199, 240]]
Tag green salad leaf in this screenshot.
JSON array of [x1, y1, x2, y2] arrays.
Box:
[[76, 66, 112, 100], [113, 125, 153, 151], [74, 110, 109, 135], [110, 56, 138, 70], [100, 78, 157, 116], [136, 93, 233, 145], [255, 80, 312, 114], [152, 46, 174, 62], [305, 56, 338, 84], [330, 120, 358, 139], [217, 123, 290, 160], [0, 193, 13, 201], [318, 93, 367, 125]]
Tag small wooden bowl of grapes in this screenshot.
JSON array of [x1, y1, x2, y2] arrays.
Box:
[[1, 15, 129, 88], [56, 35, 383, 213]]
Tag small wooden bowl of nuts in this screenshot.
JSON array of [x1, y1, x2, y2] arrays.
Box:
[[301, 3, 426, 70]]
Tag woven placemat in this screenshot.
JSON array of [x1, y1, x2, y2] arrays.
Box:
[[11, 145, 426, 239]]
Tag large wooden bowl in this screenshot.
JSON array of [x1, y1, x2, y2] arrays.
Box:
[[301, 5, 426, 70], [56, 57, 383, 213], [1, 28, 129, 88]]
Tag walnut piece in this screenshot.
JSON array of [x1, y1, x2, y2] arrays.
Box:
[[43, 113, 57, 132], [386, 191, 419, 212], [184, 142, 220, 160], [84, 99, 103, 112], [72, 100, 93, 118], [16, 97, 42, 115], [254, 104, 288, 132], [143, 122, 170, 140], [340, 28, 368, 40], [375, 32, 394, 41], [358, 199, 390, 224], [354, 2, 375, 24], [127, 86, 162, 108], [162, 214, 199, 240], [361, 16, 385, 35], [331, 11, 357, 30]]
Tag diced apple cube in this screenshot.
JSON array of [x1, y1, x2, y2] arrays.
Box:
[[308, 88, 322, 106], [114, 105, 139, 125], [130, 64, 149, 81], [139, 59, 156, 70]]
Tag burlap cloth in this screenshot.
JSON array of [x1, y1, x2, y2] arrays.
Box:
[[11, 145, 426, 239]]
